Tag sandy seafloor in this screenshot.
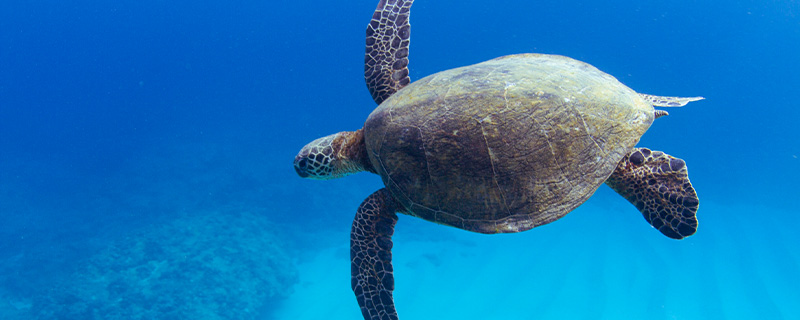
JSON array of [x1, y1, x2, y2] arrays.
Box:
[[1, 0, 799, 319]]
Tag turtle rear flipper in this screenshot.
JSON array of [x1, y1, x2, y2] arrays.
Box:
[[606, 148, 699, 239], [351, 188, 400, 320], [638, 94, 704, 107]]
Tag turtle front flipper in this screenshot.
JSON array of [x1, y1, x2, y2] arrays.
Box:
[[351, 188, 400, 320], [605, 148, 699, 239], [365, 0, 414, 105]]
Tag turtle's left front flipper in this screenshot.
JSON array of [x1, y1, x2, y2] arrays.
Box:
[[606, 148, 699, 239], [351, 188, 400, 320]]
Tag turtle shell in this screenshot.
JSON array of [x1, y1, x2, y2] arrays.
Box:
[[363, 54, 654, 234]]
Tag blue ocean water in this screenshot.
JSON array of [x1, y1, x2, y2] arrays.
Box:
[[1, 0, 798, 319]]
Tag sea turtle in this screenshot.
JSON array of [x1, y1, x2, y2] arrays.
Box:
[[293, 0, 701, 319]]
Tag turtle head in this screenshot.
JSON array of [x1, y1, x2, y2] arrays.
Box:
[[294, 129, 373, 180]]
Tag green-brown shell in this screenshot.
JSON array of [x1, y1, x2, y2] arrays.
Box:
[[364, 54, 654, 233]]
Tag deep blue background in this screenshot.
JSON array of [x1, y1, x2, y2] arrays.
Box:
[[1, 0, 798, 319]]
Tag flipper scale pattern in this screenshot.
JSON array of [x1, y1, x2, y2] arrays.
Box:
[[365, 0, 414, 105], [351, 188, 400, 320], [606, 148, 699, 239]]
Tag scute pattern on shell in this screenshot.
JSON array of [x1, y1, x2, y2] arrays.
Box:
[[365, 54, 655, 233]]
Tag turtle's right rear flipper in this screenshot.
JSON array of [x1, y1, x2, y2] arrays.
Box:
[[605, 148, 699, 239], [638, 94, 704, 107]]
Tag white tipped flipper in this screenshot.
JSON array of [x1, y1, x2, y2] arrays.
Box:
[[639, 94, 704, 107]]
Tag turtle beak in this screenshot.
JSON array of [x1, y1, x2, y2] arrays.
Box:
[[293, 154, 310, 178]]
